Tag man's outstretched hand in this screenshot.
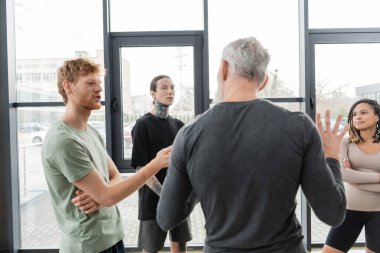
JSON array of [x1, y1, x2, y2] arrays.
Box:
[[316, 110, 349, 160]]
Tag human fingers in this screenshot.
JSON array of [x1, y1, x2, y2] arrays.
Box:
[[73, 199, 92, 208], [162, 145, 172, 154], [72, 194, 92, 207], [156, 145, 172, 156], [338, 123, 350, 138], [71, 193, 86, 204], [78, 201, 97, 212], [161, 153, 171, 166], [343, 158, 351, 168], [84, 204, 100, 214], [325, 110, 331, 133], [332, 115, 343, 133], [315, 112, 323, 133]]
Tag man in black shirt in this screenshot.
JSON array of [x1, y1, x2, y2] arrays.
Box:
[[131, 75, 192, 253]]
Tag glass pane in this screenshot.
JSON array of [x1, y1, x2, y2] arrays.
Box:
[[309, 0, 380, 29], [121, 46, 195, 160], [16, 1, 105, 246], [17, 107, 61, 248], [315, 44, 380, 117], [18, 107, 105, 248], [208, 0, 299, 99], [312, 43, 380, 244], [15, 0, 104, 102], [110, 0, 203, 32]]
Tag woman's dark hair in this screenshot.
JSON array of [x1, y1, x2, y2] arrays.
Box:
[[347, 98, 380, 143], [150, 75, 171, 92]]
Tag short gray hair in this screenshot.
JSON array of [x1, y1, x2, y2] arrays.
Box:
[[222, 37, 270, 83]]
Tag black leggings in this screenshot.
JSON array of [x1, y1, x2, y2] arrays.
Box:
[[325, 210, 380, 252]]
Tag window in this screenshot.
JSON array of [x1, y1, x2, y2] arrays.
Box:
[[14, 0, 104, 248], [208, 0, 300, 99], [119, 46, 195, 159], [311, 42, 380, 244], [7, 0, 379, 251], [110, 0, 203, 32], [309, 0, 380, 29], [15, 0, 104, 103]]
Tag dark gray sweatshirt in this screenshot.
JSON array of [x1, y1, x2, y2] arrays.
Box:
[[157, 99, 346, 253]]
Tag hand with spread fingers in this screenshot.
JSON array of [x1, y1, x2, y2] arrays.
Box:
[[315, 110, 350, 161]]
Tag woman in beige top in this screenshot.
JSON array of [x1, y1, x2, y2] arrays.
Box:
[[323, 99, 380, 253]]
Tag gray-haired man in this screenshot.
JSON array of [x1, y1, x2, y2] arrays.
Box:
[[157, 37, 348, 253]]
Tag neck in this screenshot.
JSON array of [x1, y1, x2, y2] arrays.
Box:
[[152, 100, 169, 119], [62, 103, 91, 130], [360, 128, 377, 142], [222, 76, 260, 102]]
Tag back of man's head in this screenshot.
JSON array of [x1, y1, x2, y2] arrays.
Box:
[[222, 37, 270, 83], [57, 58, 102, 104]]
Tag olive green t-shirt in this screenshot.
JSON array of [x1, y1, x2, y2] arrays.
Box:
[[42, 121, 124, 253]]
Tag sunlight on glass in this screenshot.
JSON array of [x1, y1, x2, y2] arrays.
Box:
[[208, 0, 299, 99], [309, 0, 380, 28], [15, 0, 104, 103], [110, 0, 203, 32], [315, 43, 380, 119]]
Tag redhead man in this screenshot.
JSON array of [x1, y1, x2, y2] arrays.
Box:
[[42, 58, 171, 253]]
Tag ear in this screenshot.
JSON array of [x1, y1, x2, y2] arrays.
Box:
[[150, 90, 155, 99], [220, 60, 229, 81], [62, 80, 72, 94], [258, 75, 269, 92]]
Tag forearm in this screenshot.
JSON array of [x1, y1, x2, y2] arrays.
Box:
[[352, 182, 380, 192], [145, 176, 162, 196], [136, 166, 162, 196], [75, 159, 161, 207], [103, 160, 161, 206], [109, 172, 123, 185], [341, 167, 380, 184]]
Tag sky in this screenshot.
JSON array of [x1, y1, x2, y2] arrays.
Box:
[[15, 0, 103, 58], [315, 43, 380, 98]]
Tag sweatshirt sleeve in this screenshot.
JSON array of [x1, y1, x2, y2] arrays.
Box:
[[156, 128, 198, 231], [300, 114, 346, 227]]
